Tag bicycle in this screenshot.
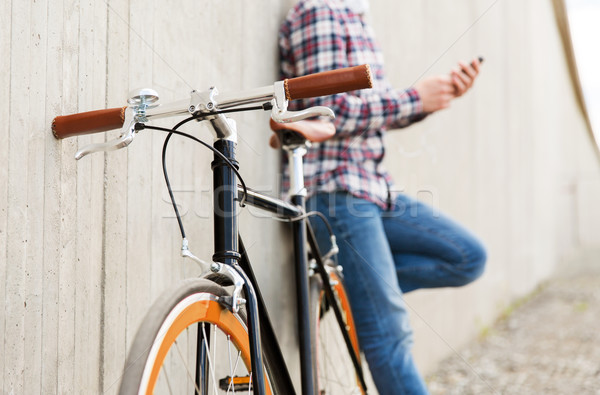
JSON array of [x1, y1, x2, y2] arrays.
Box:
[[52, 65, 373, 395]]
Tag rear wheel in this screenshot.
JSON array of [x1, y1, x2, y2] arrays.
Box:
[[119, 278, 272, 395], [310, 269, 365, 395]]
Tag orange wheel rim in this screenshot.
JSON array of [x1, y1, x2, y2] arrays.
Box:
[[330, 272, 365, 395], [141, 296, 272, 395], [330, 272, 360, 358]]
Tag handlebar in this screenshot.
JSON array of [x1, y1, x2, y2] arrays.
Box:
[[52, 107, 127, 139], [284, 65, 372, 101], [52, 64, 372, 140]]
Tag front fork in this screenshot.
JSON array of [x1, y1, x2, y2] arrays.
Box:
[[210, 115, 316, 395], [210, 115, 267, 395]]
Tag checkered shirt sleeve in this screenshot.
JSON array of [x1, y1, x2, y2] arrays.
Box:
[[278, 0, 427, 208]]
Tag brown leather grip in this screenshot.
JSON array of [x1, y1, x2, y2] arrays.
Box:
[[284, 64, 373, 101], [52, 107, 127, 139]]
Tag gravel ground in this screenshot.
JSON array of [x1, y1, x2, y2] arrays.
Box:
[[426, 273, 600, 394]]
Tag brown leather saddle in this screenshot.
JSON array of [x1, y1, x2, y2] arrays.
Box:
[[268, 119, 335, 149]]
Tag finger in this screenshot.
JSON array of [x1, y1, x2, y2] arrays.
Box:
[[451, 72, 467, 96], [452, 69, 470, 87], [443, 86, 456, 96], [438, 74, 453, 84], [458, 62, 476, 81], [470, 57, 481, 73], [440, 75, 456, 93], [458, 60, 477, 79]]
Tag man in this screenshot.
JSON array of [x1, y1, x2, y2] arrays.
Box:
[[279, 0, 486, 393]]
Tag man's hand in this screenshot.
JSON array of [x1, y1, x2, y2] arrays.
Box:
[[451, 58, 481, 97], [413, 57, 481, 113], [413, 75, 455, 113]]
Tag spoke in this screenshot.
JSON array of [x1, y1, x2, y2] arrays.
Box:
[[232, 351, 242, 382], [174, 339, 202, 394], [319, 310, 354, 392], [224, 349, 246, 394], [324, 334, 347, 390], [321, 318, 336, 390], [201, 324, 220, 395], [212, 325, 218, 394], [186, 327, 190, 378], [197, 322, 208, 395], [227, 335, 236, 395], [163, 361, 175, 395]]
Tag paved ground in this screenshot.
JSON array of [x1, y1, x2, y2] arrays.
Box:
[[426, 272, 600, 394]]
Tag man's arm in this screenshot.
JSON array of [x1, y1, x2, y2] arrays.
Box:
[[414, 58, 482, 112], [279, 4, 424, 136]]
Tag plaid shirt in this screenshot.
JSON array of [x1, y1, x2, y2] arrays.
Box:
[[279, 0, 426, 209]]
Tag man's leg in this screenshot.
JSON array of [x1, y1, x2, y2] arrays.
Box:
[[308, 192, 429, 395], [382, 194, 486, 293]]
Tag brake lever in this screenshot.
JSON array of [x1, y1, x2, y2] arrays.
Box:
[[74, 107, 136, 160], [271, 105, 335, 123], [270, 80, 335, 123]]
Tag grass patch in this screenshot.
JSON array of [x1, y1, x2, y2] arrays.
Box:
[[494, 283, 547, 324], [478, 324, 493, 340], [475, 282, 548, 341]]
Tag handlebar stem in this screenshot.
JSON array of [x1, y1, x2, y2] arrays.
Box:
[[208, 114, 238, 143], [72, 75, 336, 159]]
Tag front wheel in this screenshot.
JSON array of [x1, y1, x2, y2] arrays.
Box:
[[310, 269, 365, 395], [118, 278, 271, 395]]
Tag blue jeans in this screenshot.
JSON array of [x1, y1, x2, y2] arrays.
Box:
[[307, 192, 486, 395]]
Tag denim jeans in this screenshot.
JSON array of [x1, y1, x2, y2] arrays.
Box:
[[307, 192, 486, 395]]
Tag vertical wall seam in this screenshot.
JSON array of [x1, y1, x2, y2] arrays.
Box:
[[72, 0, 81, 390], [39, 0, 49, 391], [27, 0, 48, 392], [98, 1, 110, 392], [54, 0, 63, 390], [2, 0, 13, 393], [23, 2, 31, 391], [124, 0, 131, 357]]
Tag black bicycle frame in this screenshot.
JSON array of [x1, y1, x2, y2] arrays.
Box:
[[211, 138, 267, 395], [290, 193, 314, 395], [238, 188, 368, 394], [210, 134, 365, 394]]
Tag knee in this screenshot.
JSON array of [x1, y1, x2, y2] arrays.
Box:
[[362, 327, 414, 359], [357, 305, 415, 357], [457, 239, 487, 285]]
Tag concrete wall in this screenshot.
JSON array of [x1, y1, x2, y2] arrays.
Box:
[[1, 0, 598, 393], [370, 0, 600, 375]]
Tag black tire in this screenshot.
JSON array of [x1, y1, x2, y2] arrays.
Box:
[[310, 270, 365, 395], [118, 278, 271, 394]]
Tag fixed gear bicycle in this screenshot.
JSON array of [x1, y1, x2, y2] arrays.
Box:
[[52, 65, 373, 395]]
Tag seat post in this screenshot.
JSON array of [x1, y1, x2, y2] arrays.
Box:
[[283, 135, 316, 395], [286, 144, 308, 197]]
